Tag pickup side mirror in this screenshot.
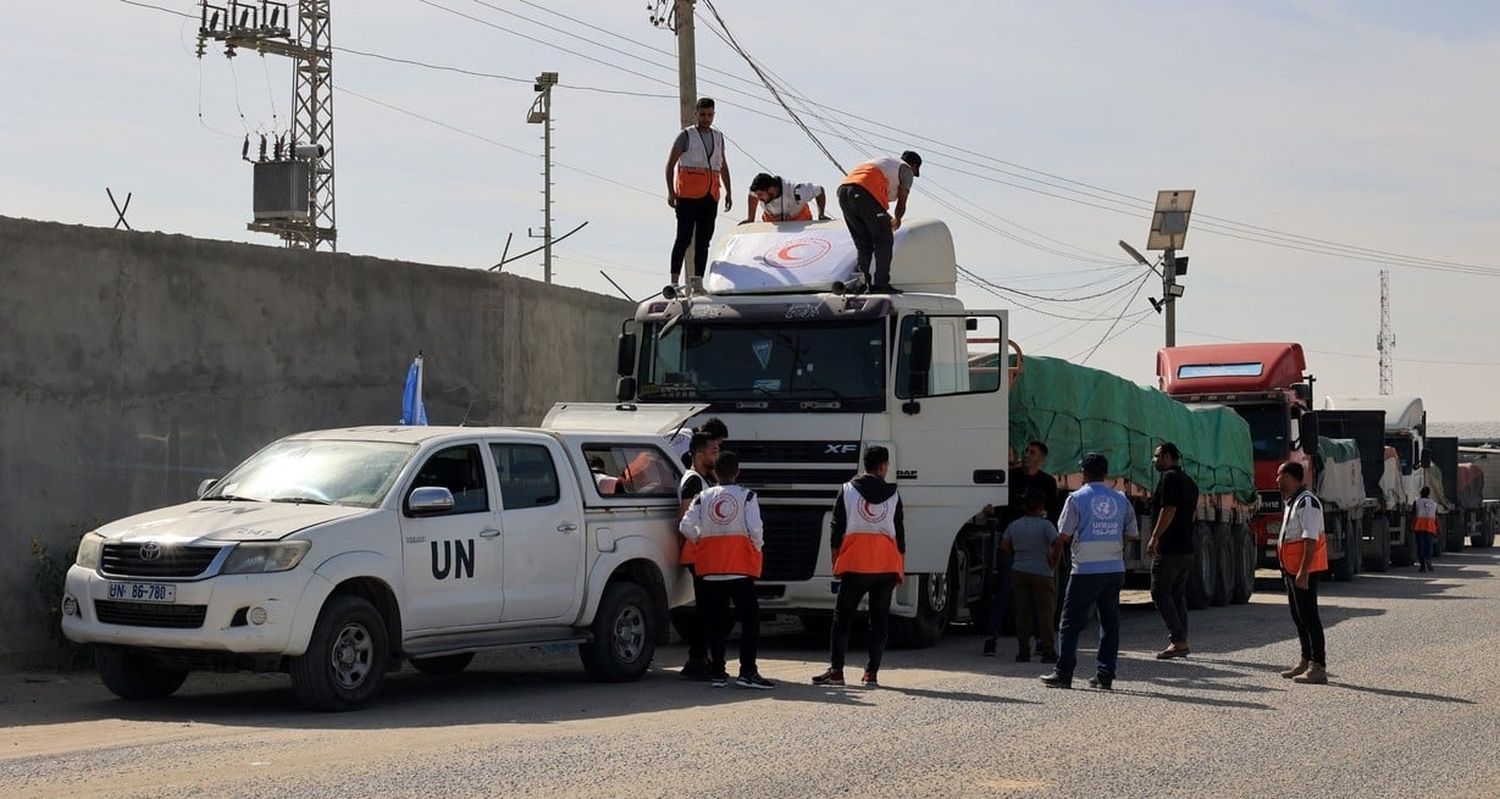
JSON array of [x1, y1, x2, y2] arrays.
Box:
[[407, 486, 456, 517], [616, 331, 637, 378], [197, 478, 220, 498], [616, 376, 638, 404]]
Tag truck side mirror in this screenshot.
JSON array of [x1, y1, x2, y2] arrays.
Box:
[[1292, 382, 1313, 405], [1298, 411, 1320, 453], [907, 322, 933, 396], [616, 376, 637, 403], [616, 331, 637, 378]]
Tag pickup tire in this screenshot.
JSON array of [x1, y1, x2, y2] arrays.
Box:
[[579, 581, 656, 682], [96, 646, 188, 700], [410, 653, 475, 676], [1365, 516, 1391, 572], [289, 595, 390, 712], [1229, 523, 1255, 604]]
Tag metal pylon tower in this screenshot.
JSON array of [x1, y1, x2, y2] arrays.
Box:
[[199, 1, 336, 250], [1378, 268, 1395, 395]]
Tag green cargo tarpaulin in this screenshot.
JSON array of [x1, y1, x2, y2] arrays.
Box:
[[1009, 355, 1256, 503]]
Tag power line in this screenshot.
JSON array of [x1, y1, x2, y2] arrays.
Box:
[[1075, 274, 1153, 364]]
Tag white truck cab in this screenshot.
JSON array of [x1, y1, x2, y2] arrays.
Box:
[[63, 409, 701, 711]]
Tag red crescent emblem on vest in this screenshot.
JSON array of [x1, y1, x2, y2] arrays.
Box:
[[857, 498, 890, 524], [710, 494, 740, 525], [762, 237, 832, 269]]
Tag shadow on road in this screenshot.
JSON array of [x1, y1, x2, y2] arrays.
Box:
[[1326, 681, 1477, 705]]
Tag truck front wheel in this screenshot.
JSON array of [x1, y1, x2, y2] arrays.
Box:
[[891, 553, 957, 649], [96, 646, 188, 700], [579, 581, 656, 682], [1365, 517, 1391, 572], [1391, 518, 1417, 567], [289, 595, 390, 712]]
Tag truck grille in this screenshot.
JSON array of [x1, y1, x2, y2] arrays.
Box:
[[761, 506, 826, 582], [94, 600, 208, 629], [723, 440, 860, 464], [101, 543, 223, 579]]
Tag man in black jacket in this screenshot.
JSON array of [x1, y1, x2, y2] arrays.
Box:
[[813, 446, 906, 688]]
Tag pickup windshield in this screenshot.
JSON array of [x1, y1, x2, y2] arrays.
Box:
[[206, 440, 416, 508], [638, 319, 885, 406]]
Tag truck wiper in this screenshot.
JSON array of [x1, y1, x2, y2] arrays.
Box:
[[270, 496, 335, 506]]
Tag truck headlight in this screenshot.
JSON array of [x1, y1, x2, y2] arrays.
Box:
[[221, 541, 312, 574], [75, 533, 105, 569]]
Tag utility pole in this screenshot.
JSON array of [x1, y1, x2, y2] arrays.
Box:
[[1378, 268, 1395, 395], [527, 72, 558, 284], [1122, 190, 1194, 347], [651, 0, 700, 285], [199, 1, 336, 251], [1163, 250, 1179, 347]]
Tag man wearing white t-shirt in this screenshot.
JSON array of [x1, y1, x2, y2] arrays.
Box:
[[1276, 461, 1328, 685]]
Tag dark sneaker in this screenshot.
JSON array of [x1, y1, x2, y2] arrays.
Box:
[[1155, 644, 1190, 660], [735, 672, 775, 690], [708, 671, 729, 688], [861, 670, 879, 688], [1039, 672, 1072, 690], [1040, 654, 1058, 664], [1088, 674, 1113, 690], [1014, 652, 1032, 663], [982, 639, 997, 657], [680, 659, 711, 681], [812, 668, 845, 686]]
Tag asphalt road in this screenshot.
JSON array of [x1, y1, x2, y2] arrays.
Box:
[[4, 552, 1498, 799]]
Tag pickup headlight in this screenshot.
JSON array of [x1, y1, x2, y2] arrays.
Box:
[[221, 541, 312, 574], [75, 533, 105, 569]]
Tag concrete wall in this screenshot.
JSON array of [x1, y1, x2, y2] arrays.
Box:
[[0, 216, 633, 661]]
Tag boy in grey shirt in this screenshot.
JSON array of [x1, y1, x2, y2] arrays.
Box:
[[1002, 489, 1061, 662]]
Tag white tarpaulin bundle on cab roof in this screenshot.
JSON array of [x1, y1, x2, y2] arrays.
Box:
[[702, 219, 958, 295]]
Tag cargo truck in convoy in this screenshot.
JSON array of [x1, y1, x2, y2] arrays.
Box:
[[609, 219, 1011, 645], [1009, 355, 1258, 607], [1157, 343, 1372, 580], [1324, 396, 1434, 565]]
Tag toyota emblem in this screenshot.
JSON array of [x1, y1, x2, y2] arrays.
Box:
[[139, 542, 163, 562]]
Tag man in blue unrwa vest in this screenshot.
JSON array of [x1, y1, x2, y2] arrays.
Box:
[[1041, 452, 1140, 690]]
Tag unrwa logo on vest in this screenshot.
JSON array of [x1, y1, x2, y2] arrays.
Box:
[[709, 493, 741, 525], [758, 236, 833, 269], [856, 498, 890, 525], [1090, 495, 1120, 521]]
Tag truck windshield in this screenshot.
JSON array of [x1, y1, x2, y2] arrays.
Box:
[[1234, 404, 1290, 461], [206, 440, 416, 508], [638, 319, 885, 406]]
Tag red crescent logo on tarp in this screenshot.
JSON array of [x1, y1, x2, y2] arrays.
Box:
[[710, 494, 740, 525], [857, 498, 890, 524], [762, 237, 833, 269]]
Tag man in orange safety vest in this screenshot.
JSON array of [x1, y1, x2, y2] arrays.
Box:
[[836, 151, 921, 292], [665, 97, 733, 285]]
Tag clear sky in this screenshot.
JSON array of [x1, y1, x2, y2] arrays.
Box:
[[6, 1, 1498, 418]]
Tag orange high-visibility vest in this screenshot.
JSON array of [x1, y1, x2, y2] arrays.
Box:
[[832, 483, 905, 582], [842, 156, 904, 208], [763, 204, 813, 223], [675, 127, 725, 201], [686, 485, 763, 578], [1414, 497, 1439, 534], [1278, 490, 1329, 574], [761, 178, 817, 222]]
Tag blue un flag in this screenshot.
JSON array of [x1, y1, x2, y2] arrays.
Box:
[[401, 353, 428, 426]]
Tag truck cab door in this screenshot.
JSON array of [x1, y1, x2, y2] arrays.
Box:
[[889, 311, 1010, 573], [490, 438, 585, 624], [398, 442, 505, 632]]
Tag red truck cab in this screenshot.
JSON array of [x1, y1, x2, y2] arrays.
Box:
[[1158, 343, 1316, 566]]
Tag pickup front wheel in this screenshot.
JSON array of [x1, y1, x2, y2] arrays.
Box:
[[579, 581, 656, 682], [289, 595, 390, 711], [97, 646, 188, 700]]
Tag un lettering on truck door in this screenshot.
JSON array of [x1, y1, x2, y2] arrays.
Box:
[[400, 443, 504, 630]]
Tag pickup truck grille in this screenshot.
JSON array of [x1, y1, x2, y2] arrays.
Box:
[[760, 506, 825, 582], [94, 600, 208, 629], [101, 543, 223, 579]]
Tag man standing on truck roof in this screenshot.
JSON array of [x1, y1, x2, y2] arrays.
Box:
[[672, 432, 720, 680], [1148, 442, 1199, 660], [983, 440, 1059, 657], [1277, 461, 1329, 685], [1414, 486, 1439, 572], [742, 173, 830, 224], [837, 151, 921, 293], [813, 445, 905, 689], [1041, 452, 1138, 690], [666, 97, 732, 286], [679, 450, 774, 689]]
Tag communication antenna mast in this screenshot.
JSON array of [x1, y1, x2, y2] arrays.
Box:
[[198, 1, 336, 250], [1378, 268, 1395, 395]]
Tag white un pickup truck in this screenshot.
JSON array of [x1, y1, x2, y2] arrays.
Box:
[[62, 404, 701, 710]]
